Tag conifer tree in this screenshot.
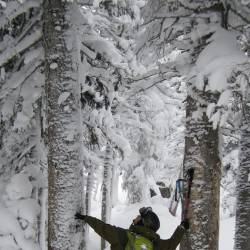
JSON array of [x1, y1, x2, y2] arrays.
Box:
[[233, 64, 250, 250], [43, 1, 84, 249], [221, 2, 250, 249], [140, 1, 225, 249], [0, 1, 44, 249]]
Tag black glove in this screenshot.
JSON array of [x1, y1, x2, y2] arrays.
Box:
[[75, 213, 86, 220], [181, 219, 190, 230]]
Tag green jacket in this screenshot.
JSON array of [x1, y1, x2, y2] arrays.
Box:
[[84, 215, 185, 250]]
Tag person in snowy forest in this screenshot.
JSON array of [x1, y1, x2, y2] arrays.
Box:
[[75, 206, 189, 250]]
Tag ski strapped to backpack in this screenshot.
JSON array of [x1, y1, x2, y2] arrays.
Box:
[[169, 168, 195, 220], [169, 178, 185, 216]]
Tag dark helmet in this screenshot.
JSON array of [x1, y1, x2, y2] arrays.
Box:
[[139, 207, 160, 232]]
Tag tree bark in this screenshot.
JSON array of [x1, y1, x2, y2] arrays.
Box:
[[180, 90, 221, 250], [43, 1, 84, 249], [234, 79, 250, 250]]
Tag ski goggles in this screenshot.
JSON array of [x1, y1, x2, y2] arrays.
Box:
[[139, 207, 153, 217]]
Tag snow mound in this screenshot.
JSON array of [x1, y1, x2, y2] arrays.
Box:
[[6, 174, 33, 200], [0, 207, 40, 250]]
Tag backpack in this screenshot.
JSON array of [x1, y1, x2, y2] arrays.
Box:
[[125, 231, 153, 250]]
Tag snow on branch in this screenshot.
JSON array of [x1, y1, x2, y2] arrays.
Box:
[[125, 70, 179, 99], [0, 0, 6, 8], [15, 14, 42, 44], [226, 0, 250, 24], [0, 56, 43, 100], [0, 30, 41, 67], [0, 0, 41, 29]]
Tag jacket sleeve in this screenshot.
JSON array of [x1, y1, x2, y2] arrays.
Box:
[[83, 215, 127, 245], [159, 225, 185, 250]]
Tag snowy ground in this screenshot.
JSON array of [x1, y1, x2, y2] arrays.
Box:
[[87, 196, 235, 250]]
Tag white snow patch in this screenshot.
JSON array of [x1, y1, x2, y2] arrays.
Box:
[[0, 0, 6, 8], [94, 92, 104, 103], [50, 63, 58, 69], [1, 97, 16, 121], [0, 234, 19, 250], [92, 0, 127, 6], [219, 111, 229, 127], [14, 112, 30, 129], [0, 207, 40, 250], [81, 44, 96, 60], [5, 174, 32, 200], [210, 111, 221, 129], [217, 90, 232, 106], [55, 26, 61, 31], [192, 109, 203, 120], [195, 27, 247, 92], [58, 92, 71, 105], [207, 103, 216, 118], [8, 199, 40, 224], [64, 105, 70, 111], [93, 0, 101, 7], [0, 67, 5, 80], [219, 216, 235, 250], [66, 36, 73, 51], [13, 71, 43, 129], [242, 0, 250, 4], [24, 48, 42, 65], [84, 36, 125, 67], [4, 198, 40, 240]]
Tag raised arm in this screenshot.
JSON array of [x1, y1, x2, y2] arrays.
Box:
[[158, 224, 186, 250], [75, 214, 127, 246]]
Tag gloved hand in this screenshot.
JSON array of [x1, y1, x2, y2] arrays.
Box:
[[180, 219, 190, 230], [75, 212, 86, 220]]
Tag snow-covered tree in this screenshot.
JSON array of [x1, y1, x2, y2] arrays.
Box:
[[219, 2, 250, 248], [101, 142, 112, 250], [1, 1, 250, 250], [138, 1, 245, 249], [43, 1, 85, 249], [119, 75, 186, 203], [0, 1, 44, 249], [76, 2, 141, 248], [232, 64, 250, 250], [78, 0, 132, 214], [208, 2, 250, 249]]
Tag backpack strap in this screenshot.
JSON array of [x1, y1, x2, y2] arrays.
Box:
[[126, 231, 136, 250], [126, 231, 156, 250]]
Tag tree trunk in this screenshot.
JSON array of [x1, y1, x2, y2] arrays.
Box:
[[180, 90, 221, 250], [101, 142, 113, 250], [43, 1, 84, 250], [234, 80, 250, 250]]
